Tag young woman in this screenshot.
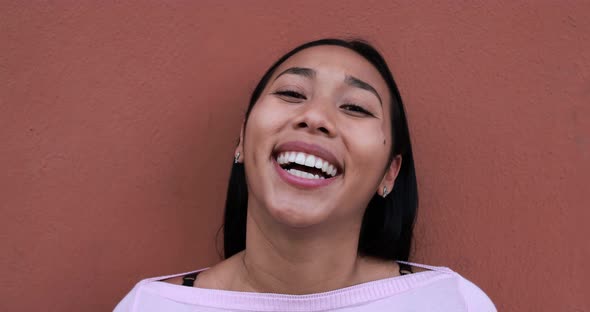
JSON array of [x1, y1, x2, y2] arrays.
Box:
[[114, 39, 496, 311]]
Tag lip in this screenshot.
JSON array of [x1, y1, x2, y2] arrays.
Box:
[[273, 159, 338, 189], [273, 141, 343, 173]]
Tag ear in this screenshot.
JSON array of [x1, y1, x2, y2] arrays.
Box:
[[377, 155, 402, 197], [233, 122, 245, 163]]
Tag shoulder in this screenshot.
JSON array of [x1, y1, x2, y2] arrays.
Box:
[[113, 278, 146, 312], [399, 261, 496, 311], [455, 274, 497, 311], [112, 269, 206, 312]]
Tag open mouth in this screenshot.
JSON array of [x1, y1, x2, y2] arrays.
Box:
[[274, 151, 340, 180]]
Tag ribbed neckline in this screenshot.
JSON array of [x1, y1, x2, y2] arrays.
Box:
[[140, 262, 456, 312]]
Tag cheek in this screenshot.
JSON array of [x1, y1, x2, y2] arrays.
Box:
[[244, 100, 288, 156], [343, 122, 390, 177], [350, 120, 389, 152]]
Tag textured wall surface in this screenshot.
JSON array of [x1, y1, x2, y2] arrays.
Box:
[[1, 1, 588, 311]]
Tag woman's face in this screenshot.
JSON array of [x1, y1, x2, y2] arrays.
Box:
[[240, 45, 399, 229]]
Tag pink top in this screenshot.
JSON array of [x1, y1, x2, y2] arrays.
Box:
[[114, 261, 496, 311]]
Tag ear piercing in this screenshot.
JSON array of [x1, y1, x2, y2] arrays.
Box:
[[234, 152, 240, 164], [382, 186, 388, 198]]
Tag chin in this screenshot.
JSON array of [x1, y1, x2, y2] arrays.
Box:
[[264, 198, 332, 229]]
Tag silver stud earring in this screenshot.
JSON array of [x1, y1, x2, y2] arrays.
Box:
[[382, 186, 388, 198], [234, 152, 240, 164]]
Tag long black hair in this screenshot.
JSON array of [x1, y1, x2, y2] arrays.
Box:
[[223, 38, 418, 261]]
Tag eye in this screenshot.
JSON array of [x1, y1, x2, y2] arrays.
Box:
[[273, 90, 307, 101], [340, 104, 374, 117]]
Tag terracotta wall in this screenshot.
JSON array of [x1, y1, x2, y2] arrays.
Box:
[[1, 2, 588, 311]]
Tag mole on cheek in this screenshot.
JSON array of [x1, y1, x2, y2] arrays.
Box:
[[383, 139, 386, 145]]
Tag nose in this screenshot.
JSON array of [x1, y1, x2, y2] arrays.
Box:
[[293, 100, 336, 137]]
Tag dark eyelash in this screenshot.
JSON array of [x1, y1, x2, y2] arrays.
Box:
[[273, 90, 307, 100], [341, 104, 374, 117]]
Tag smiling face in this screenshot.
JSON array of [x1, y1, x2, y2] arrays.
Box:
[[239, 45, 400, 230]]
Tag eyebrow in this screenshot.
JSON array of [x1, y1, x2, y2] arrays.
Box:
[[274, 67, 316, 80], [274, 67, 382, 105], [345, 75, 382, 105]]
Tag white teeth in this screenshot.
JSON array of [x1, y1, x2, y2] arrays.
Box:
[[276, 150, 340, 177], [287, 168, 322, 180], [324, 165, 336, 176], [295, 152, 306, 165], [304, 155, 315, 167], [322, 161, 329, 172]]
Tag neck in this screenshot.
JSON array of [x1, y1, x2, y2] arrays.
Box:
[[236, 211, 364, 295]]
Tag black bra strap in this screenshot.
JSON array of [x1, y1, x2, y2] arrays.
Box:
[[182, 272, 199, 287], [398, 262, 414, 275], [182, 264, 412, 287]]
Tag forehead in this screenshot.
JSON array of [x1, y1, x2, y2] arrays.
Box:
[[273, 46, 390, 98]]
